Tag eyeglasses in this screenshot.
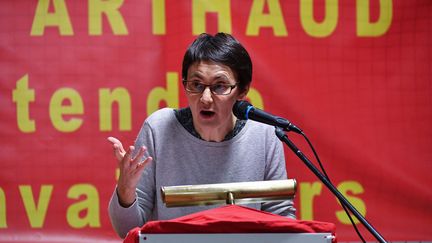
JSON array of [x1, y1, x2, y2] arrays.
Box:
[[182, 80, 237, 95]]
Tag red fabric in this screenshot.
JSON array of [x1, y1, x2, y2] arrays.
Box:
[[124, 205, 336, 243], [123, 227, 141, 243]]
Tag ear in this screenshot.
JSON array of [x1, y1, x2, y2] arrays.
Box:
[[237, 85, 250, 99]]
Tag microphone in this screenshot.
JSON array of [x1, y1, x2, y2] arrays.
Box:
[[233, 100, 302, 134]]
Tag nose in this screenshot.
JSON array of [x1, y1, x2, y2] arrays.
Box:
[[200, 87, 213, 105]]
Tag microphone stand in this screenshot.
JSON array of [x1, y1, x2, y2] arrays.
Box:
[[275, 128, 387, 243]]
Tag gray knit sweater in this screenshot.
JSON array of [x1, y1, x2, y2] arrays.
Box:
[[108, 108, 296, 238]]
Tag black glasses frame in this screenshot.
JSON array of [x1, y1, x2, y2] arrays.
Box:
[[182, 80, 237, 95]]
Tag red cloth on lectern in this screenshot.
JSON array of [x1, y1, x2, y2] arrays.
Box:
[[123, 205, 336, 243]]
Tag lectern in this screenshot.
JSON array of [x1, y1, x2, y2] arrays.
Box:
[[138, 233, 334, 243], [124, 180, 336, 243]]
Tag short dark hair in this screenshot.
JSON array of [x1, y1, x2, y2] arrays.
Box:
[[182, 33, 252, 93]]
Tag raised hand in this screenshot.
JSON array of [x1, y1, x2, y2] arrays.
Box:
[[108, 137, 152, 207]]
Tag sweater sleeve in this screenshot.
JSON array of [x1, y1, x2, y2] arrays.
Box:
[[108, 120, 157, 238], [261, 126, 297, 219]]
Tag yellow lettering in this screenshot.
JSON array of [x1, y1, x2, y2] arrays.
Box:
[[300, 0, 338, 37], [89, 0, 128, 35], [19, 185, 53, 228], [49, 88, 84, 132], [357, 0, 392, 37], [246, 0, 288, 36], [0, 187, 6, 228], [336, 181, 366, 224], [12, 74, 36, 133], [192, 0, 232, 35], [152, 0, 166, 35], [31, 0, 73, 36], [246, 87, 264, 110], [115, 168, 120, 181], [99, 88, 131, 131], [146, 72, 179, 116], [300, 181, 322, 220], [67, 184, 101, 228]]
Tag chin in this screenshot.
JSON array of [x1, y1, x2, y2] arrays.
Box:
[[196, 119, 220, 128]]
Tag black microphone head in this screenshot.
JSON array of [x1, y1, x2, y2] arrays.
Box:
[[233, 100, 252, 120]]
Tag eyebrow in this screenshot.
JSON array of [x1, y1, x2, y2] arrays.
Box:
[[187, 73, 232, 83], [213, 75, 230, 81], [188, 73, 202, 79]]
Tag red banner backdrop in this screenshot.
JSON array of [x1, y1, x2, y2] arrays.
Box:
[[1, 0, 431, 242]]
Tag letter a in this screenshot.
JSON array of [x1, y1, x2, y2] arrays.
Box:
[[31, 0, 73, 36]]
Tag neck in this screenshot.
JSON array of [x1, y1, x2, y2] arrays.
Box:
[[195, 115, 236, 142]]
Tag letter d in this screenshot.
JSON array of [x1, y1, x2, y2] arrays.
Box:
[[146, 72, 179, 116]]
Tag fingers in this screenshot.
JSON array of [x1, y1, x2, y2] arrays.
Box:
[[108, 137, 125, 151], [108, 137, 126, 161], [116, 146, 152, 205], [107, 136, 121, 146], [121, 146, 135, 169], [135, 156, 152, 173], [133, 145, 147, 163], [122, 146, 151, 171]]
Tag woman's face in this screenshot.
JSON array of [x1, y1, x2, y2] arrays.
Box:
[[185, 61, 248, 141]]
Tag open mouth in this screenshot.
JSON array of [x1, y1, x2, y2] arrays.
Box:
[[200, 110, 215, 118]]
